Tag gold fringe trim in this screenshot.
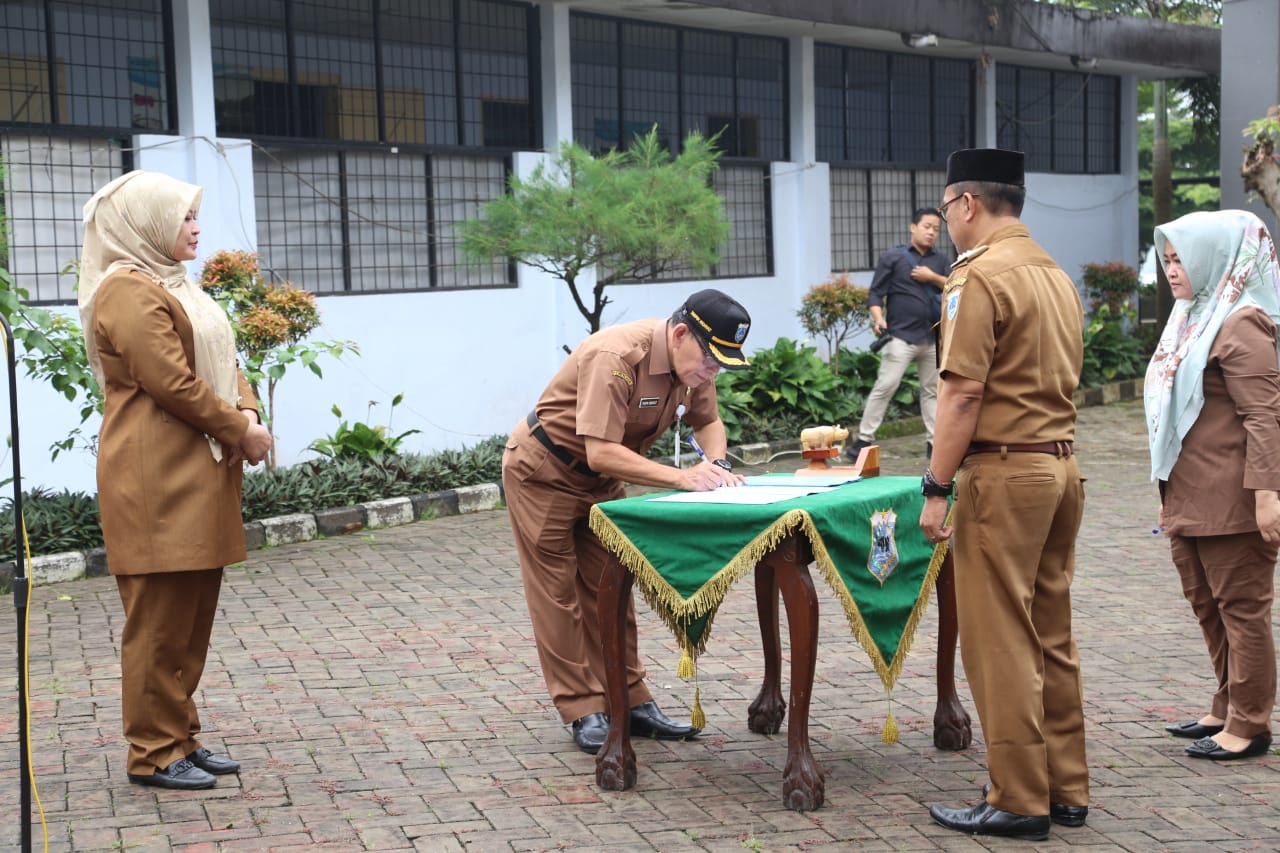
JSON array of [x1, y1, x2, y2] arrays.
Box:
[[882, 711, 899, 744]]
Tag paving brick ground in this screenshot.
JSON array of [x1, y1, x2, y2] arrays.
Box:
[[2, 399, 1279, 852]]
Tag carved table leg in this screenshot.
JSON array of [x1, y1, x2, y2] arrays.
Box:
[[595, 554, 637, 790], [932, 548, 972, 750], [747, 560, 786, 734], [769, 535, 824, 811]]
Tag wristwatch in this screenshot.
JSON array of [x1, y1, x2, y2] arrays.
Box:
[[920, 467, 953, 498], [712, 458, 733, 472]]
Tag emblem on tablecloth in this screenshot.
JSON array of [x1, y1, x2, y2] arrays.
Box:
[[867, 508, 900, 583]]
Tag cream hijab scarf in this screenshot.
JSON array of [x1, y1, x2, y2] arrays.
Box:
[[1144, 209, 1280, 481], [79, 170, 240, 461]]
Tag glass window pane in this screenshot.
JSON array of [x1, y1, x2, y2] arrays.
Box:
[[995, 64, 1018, 151], [1017, 68, 1053, 171], [290, 0, 378, 141], [1086, 75, 1118, 174], [932, 58, 971, 162], [570, 14, 619, 154], [847, 49, 888, 162], [889, 54, 930, 163], [814, 44, 845, 163], [736, 35, 785, 160], [212, 0, 295, 137], [621, 22, 678, 151], [459, 0, 533, 148], [682, 29, 733, 154], [382, 0, 455, 146], [1053, 71, 1086, 173]]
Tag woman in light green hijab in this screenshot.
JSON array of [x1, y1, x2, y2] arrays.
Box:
[[1144, 209, 1280, 761]]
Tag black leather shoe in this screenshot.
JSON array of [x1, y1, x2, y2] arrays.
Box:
[[188, 747, 240, 775], [127, 757, 216, 790], [628, 701, 700, 741], [844, 439, 871, 462], [1185, 733, 1273, 760], [1165, 719, 1224, 739], [983, 783, 1086, 827], [1050, 803, 1089, 827], [571, 712, 609, 754], [930, 802, 1050, 841]]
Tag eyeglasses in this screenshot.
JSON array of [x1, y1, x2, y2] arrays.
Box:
[[693, 336, 721, 369], [937, 192, 980, 222]]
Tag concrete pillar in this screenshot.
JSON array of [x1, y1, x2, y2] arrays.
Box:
[[974, 55, 998, 148], [1220, 0, 1280, 228], [788, 36, 815, 165], [540, 2, 574, 150]]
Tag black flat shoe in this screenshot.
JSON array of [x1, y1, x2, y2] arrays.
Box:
[[1185, 733, 1273, 761], [188, 747, 240, 775], [628, 700, 700, 740], [127, 757, 216, 790], [1165, 719, 1225, 739], [982, 782, 1087, 827], [571, 712, 609, 754], [929, 802, 1050, 841]]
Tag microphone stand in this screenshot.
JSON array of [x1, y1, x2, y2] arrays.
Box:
[[4, 313, 32, 853]]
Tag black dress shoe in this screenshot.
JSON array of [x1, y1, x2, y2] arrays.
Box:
[[930, 802, 1050, 841], [127, 757, 216, 790], [982, 782, 1086, 827], [571, 712, 609, 754], [1185, 733, 1273, 761], [1165, 719, 1225, 739], [188, 747, 240, 775], [844, 439, 871, 462], [628, 700, 701, 740], [1050, 803, 1089, 827]]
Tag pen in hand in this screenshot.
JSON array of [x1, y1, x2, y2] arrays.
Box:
[[685, 435, 708, 462]]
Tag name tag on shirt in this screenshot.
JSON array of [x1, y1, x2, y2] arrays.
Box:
[[638, 397, 659, 409]]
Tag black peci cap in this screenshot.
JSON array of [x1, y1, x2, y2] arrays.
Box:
[[676, 289, 752, 370], [945, 148, 1025, 188]]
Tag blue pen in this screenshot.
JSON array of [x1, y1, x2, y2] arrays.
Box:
[[1152, 527, 1165, 535], [685, 435, 708, 462]]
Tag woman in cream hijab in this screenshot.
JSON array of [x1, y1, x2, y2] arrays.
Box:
[[1144, 209, 1280, 761], [80, 171, 272, 789]]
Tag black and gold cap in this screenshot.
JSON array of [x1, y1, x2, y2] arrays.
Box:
[[677, 289, 752, 370]]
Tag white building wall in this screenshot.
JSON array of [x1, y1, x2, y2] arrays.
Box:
[[10, 3, 1145, 494]]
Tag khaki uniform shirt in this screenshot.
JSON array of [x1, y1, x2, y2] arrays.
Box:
[[533, 319, 720, 468], [939, 224, 1083, 443], [1163, 307, 1280, 536]]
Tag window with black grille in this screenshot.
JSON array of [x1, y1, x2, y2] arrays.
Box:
[[253, 145, 512, 293], [569, 12, 787, 161], [829, 168, 953, 273], [815, 44, 972, 166], [0, 0, 173, 132], [996, 64, 1119, 174], [1, 134, 127, 302], [210, 0, 535, 149]]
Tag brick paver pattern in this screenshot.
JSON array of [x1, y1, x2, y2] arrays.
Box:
[[2, 400, 1279, 851]]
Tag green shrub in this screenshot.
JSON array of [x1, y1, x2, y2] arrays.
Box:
[[797, 273, 871, 374], [307, 394, 421, 460], [713, 338, 843, 443], [241, 435, 506, 521], [0, 487, 102, 562], [1082, 261, 1139, 319], [834, 348, 920, 425], [1081, 304, 1145, 386]]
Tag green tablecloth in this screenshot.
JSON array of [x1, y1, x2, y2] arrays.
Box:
[[589, 475, 948, 735]]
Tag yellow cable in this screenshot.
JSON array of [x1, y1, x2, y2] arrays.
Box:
[[21, 516, 50, 852], [3, 320, 49, 850]]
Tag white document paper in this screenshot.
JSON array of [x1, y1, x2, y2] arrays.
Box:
[[742, 474, 862, 488], [648, 485, 833, 505]]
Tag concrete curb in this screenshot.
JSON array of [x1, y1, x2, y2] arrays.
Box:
[[8, 377, 1144, 588]]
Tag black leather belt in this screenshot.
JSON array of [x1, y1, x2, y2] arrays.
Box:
[[526, 411, 599, 476], [966, 440, 1074, 458]]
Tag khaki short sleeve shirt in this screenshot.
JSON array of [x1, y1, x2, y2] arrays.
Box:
[[534, 319, 720, 461], [939, 224, 1083, 443]]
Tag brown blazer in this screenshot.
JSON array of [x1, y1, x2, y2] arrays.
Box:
[[92, 270, 258, 574]]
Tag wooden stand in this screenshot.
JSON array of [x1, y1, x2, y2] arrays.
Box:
[[796, 444, 880, 478]]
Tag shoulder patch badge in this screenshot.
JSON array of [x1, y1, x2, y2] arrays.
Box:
[[611, 369, 634, 386], [947, 290, 962, 321], [867, 509, 900, 584]]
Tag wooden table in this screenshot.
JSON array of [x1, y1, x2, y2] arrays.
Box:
[[592, 481, 972, 811]]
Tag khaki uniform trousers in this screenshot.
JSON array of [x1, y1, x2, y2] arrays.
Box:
[[1169, 531, 1277, 738], [953, 450, 1088, 816], [503, 428, 653, 724], [116, 568, 223, 775]]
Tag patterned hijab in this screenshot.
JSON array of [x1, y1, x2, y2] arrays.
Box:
[[79, 170, 240, 461], [1144, 209, 1280, 480]]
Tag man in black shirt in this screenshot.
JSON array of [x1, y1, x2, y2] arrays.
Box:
[[848, 207, 951, 459]]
